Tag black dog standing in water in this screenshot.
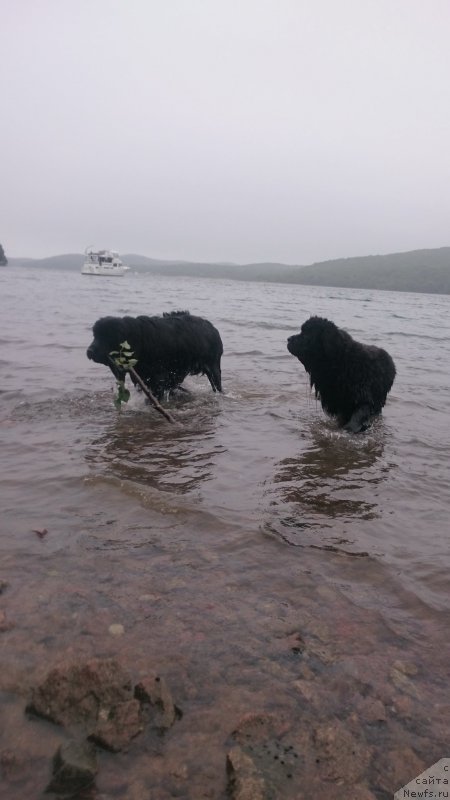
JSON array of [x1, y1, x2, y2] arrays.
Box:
[[87, 310, 223, 400], [287, 316, 396, 432]]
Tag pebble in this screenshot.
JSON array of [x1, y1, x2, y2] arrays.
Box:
[[109, 624, 125, 636]]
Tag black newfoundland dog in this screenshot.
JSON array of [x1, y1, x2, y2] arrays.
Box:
[[87, 310, 223, 400], [287, 316, 396, 432]]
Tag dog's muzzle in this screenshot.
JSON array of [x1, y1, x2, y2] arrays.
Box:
[[287, 335, 300, 355]]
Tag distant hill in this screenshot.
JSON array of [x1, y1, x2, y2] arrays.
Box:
[[9, 246, 450, 295], [9, 253, 84, 271], [119, 248, 450, 294], [287, 247, 450, 294]]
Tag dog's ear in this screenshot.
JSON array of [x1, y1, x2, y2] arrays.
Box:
[[321, 323, 343, 357]]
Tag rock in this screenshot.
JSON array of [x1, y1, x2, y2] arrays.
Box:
[[355, 697, 387, 724], [27, 659, 181, 753], [390, 662, 421, 699], [47, 739, 97, 794], [391, 694, 414, 718], [281, 631, 305, 655], [134, 675, 178, 730], [231, 713, 286, 745], [229, 712, 301, 796], [89, 699, 143, 752], [108, 623, 125, 636], [312, 721, 372, 784], [226, 746, 268, 800], [27, 658, 133, 728], [0, 580, 8, 595], [26, 659, 154, 752], [392, 660, 418, 677]]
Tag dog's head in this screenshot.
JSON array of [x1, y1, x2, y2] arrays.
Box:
[[87, 316, 132, 378], [287, 316, 346, 372]]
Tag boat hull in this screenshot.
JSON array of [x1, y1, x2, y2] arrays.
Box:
[[81, 264, 125, 276]]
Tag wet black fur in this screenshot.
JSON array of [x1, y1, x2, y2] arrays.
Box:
[[87, 310, 223, 400], [287, 316, 396, 432]]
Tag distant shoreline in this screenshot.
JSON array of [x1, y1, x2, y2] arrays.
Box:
[[7, 245, 450, 295]]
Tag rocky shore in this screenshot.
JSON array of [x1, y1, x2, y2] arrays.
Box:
[[0, 529, 448, 799]]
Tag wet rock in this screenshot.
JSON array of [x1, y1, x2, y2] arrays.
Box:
[[47, 739, 97, 794], [134, 675, 179, 730], [226, 746, 269, 800], [355, 696, 387, 724], [108, 623, 125, 637], [279, 631, 305, 655], [230, 713, 300, 795], [27, 658, 133, 728], [231, 712, 288, 745], [312, 720, 372, 784], [89, 699, 143, 752], [391, 694, 414, 718], [390, 661, 421, 699], [27, 659, 180, 753], [392, 660, 418, 677]]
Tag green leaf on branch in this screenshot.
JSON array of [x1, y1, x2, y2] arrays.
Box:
[[109, 341, 139, 411], [109, 341, 139, 371], [113, 379, 131, 411]]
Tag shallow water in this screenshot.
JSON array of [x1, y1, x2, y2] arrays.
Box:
[[1, 267, 449, 798]]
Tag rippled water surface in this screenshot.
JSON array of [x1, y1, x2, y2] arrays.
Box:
[[1, 267, 450, 798]]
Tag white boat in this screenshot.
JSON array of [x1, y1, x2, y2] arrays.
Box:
[[81, 247, 127, 276]]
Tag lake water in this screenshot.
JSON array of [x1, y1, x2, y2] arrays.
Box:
[[1, 266, 449, 798]]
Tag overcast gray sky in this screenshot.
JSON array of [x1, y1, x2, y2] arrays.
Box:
[[2, 0, 450, 264]]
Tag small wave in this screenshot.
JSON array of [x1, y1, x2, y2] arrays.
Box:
[[41, 342, 85, 351], [387, 330, 450, 342], [11, 390, 114, 422], [228, 319, 301, 331], [83, 474, 235, 535], [0, 336, 28, 345], [261, 522, 373, 558], [227, 349, 264, 357]]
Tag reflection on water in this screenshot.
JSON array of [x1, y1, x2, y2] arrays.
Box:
[[265, 424, 391, 541], [85, 401, 225, 495]]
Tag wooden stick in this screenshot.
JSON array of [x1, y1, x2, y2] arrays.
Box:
[[129, 366, 177, 424], [108, 357, 176, 424]]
